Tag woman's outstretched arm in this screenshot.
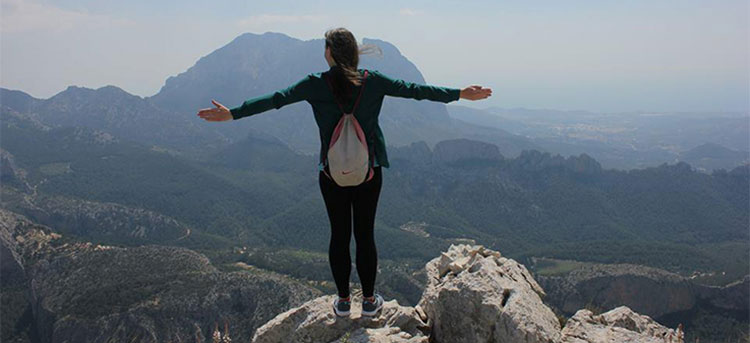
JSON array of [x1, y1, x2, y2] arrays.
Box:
[[372, 70, 492, 103], [197, 74, 314, 122]]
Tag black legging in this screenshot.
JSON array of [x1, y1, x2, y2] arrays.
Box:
[[318, 166, 382, 298]]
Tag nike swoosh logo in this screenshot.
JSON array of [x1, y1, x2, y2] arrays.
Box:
[[342, 170, 353, 175]]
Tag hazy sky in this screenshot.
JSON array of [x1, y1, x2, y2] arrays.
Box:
[[1, 0, 748, 112]]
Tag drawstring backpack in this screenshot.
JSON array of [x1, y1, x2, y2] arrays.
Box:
[[322, 69, 374, 187]]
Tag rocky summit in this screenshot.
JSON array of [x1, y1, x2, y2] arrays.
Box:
[[251, 244, 685, 343]]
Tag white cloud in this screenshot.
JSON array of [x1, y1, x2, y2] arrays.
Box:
[[236, 14, 327, 28], [1, 0, 134, 33], [398, 8, 423, 16]]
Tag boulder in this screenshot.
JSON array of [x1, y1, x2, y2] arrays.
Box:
[[560, 306, 684, 343], [417, 244, 561, 343]]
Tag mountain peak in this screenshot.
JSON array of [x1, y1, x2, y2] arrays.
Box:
[[233, 31, 300, 44], [433, 138, 504, 163], [516, 149, 602, 174], [683, 142, 744, 159], [148, 31, 436, 117], [0, 88, 41, 113], [251, 244, 685, 343], [52, 84, 135, 100]]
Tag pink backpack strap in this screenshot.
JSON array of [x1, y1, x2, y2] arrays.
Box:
[[350, 70, 368, 114]]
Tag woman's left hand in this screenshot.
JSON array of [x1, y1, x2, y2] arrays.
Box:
[[197, 100, 232, 121], [459, 85, 492, 101]]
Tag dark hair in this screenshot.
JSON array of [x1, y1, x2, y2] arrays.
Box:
[[324, 27, 382, 106]]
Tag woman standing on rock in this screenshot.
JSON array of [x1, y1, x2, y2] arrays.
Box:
[[197, 27, 492, 318]]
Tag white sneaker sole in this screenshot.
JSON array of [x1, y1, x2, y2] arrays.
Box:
[[361, 299, 383, 317], [333, 304, 351, 317]]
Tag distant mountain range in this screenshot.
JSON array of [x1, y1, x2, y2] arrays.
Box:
[[5, 31, 746, 171], [1, 32, 537, 162], [447, 105, 750, 171], [680, 143, 750, 172]]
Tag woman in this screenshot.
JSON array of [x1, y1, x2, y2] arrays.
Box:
[[197, 27, 492, 318]]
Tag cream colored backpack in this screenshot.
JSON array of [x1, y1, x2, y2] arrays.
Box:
[[322, 70, 374, 187]]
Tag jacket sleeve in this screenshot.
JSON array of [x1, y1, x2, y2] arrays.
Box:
[[372, 70, 461, 103], [230, 74, 314, 120]]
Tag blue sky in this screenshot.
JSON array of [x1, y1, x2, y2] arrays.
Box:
[[1, 0, 747, 112]]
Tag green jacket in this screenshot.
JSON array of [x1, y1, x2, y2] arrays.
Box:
[[229, 66, 462, 170]]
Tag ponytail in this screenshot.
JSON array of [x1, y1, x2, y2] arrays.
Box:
[[325, 28, 382, 106]]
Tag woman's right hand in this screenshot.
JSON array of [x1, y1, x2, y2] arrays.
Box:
[[197, 99, 233, 122], [460, 85, 492, 100]]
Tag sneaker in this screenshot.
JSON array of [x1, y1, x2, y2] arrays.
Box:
[[333, 296, 351, 317], [361, 294, 384, 317]]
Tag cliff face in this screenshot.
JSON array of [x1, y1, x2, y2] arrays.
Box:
[[535, 262, 749, 319], [7, 192, 193, 245], [695, 275, 750, 311], [0, 209, 321, 343], [536, 263, 696, 318], [251, 244, 685, 343]]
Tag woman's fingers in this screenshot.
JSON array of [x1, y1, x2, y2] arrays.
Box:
[[463, 86, 492, 100], [197, 106, 230, 121], [211, 99, 226, 109], [196, 99, 233, 121], [197, 108, 217, 120], [478, 87, 491, 97], [198, 107, 218, 116]]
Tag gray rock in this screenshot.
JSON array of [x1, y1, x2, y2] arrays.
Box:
[[251, 294, 429, 343], [560, 306, 685, 343], [251, 243, 686, 343], [417, 243, 560, 343]]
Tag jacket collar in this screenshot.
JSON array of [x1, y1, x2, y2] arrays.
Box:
[[328, 65, 364, 74]]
